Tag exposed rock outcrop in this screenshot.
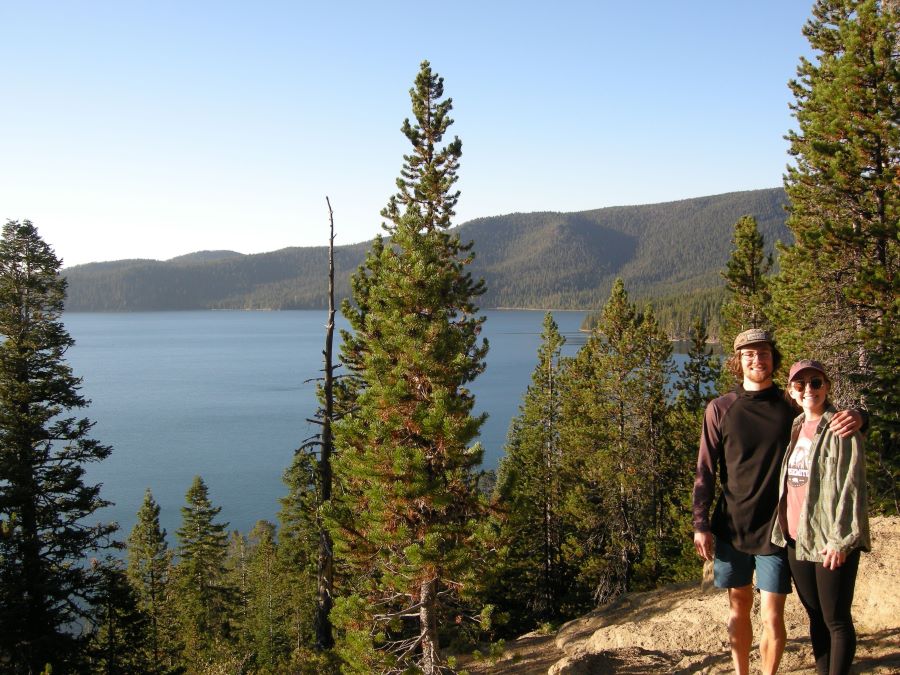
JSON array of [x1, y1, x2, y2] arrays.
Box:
[[474, 516, 899, 674]]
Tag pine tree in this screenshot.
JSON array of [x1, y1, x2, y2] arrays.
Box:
[[225, 521, 330, 674], [667, 317, 721, 581], [719, 214, 773, 352], [236, 521, 296, 672], [676, 316, 722, 413], [772, 0, 898, 511], [559, 280, 673, 604], [633, 303, 677, 586], [87, 559, 153, 674], [173, 475, 234, 664], [493, 313, 569, 628], [330, 60, 488, 674], [225, 529, 250, 653], [126, 489, 178, 672], [0, 219, 117, 671], [277, 452, 320, 660]]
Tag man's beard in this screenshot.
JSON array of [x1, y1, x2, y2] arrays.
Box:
[[744, 366, 772, 384]]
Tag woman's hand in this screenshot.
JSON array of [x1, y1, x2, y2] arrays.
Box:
[[820, 547, 846, 570]]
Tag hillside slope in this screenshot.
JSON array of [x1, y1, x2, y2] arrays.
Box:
[[468, 516, 899, 674], [63, 188, 789, 312]]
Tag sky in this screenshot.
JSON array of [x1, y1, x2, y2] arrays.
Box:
[[1, 1, 816, 268]]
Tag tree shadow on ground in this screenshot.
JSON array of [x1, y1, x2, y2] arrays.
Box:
[[853, 628, 900, 673]]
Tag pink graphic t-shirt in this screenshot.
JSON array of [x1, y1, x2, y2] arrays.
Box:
[[786, 418, 820, 540]]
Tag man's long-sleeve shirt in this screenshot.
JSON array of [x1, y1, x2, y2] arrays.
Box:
[[692, 384, 794, 555]]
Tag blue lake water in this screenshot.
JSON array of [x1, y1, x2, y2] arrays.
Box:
[[64, 309, 609, 541]]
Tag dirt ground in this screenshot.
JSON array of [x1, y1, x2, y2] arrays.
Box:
[[466, 516, 899, 674]]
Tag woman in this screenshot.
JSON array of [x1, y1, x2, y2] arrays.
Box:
[[772, 359, 871, 675]]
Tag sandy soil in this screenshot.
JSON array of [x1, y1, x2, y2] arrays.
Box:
[[467, 516, 899, 674]]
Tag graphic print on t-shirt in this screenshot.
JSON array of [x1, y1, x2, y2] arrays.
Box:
[[787, 435, 812, 488]]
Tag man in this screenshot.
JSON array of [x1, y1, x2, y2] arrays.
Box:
[[692, 328, 861, 675]]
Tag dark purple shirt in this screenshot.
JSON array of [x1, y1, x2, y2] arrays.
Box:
[[692, 384, 794, 555]]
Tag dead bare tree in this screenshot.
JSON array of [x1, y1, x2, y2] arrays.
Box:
[[315, 197, 337, 649], [298, 197, 338, 650]]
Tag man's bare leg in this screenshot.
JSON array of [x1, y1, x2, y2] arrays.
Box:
[[728, 585, 754, 675], [759, 591, 787, 675]]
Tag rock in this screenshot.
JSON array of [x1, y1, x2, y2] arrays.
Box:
[[550, 516, 899, 674], [474, 516, 900, 674]]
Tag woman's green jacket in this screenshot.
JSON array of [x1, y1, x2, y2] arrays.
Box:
[[772, 407, 871, 561]]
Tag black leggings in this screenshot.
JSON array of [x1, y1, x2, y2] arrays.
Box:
[[787, 543, 860, 675]]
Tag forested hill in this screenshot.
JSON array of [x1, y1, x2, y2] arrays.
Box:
[[63, 187, 790, 312]]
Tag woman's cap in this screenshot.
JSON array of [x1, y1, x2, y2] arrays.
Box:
[[788, 359, 828, 382]]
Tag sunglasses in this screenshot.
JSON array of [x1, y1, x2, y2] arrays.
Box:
[[790, 377, 825, 392]]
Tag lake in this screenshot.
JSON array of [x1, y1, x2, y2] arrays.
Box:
[[64, 309, 609, 541]]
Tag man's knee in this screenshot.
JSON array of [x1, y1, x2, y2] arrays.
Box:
[[728, 585, 754, 619], [760, 591, 787, 635]]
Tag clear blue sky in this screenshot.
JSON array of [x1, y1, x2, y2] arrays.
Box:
[[1, 1, 815, 268]]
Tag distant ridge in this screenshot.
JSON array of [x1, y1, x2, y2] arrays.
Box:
[[166, 250, 245, 264], [63, 188, 790, 313]]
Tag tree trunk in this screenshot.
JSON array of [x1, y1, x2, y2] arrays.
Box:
[[419, 578, 440, 675], [315, 197, 337, 649]]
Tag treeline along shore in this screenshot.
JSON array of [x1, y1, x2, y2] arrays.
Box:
[[63, 187, 790, 340]]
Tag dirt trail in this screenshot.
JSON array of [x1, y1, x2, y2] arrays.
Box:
[[468, 516, 899, 674]]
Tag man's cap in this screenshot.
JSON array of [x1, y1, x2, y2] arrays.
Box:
[[733, 328, 775, 352], [788, 359, 828, 382]]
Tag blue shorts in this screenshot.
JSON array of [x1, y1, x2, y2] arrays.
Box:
[[714, 536, 791, 594]]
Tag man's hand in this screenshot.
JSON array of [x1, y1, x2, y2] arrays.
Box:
[[829, 409, 862, 438], [694, 531, 714, 561]]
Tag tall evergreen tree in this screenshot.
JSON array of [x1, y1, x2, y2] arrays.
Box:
[[676, 316, 722, 412], [772, 0, 898, 511], [493, 313, 569, 628], [277, 452, 320, 659], [719, 214, 773, 352], [0, 219, 117, 672], [87, 559, 153, 674], [633, 303, 678, 586], [225, 529, 250, 652], [173, 475, 234, 664], [239, 521, 291, 670], [667, 317, 721, 581], [330, 60, 488, 674], [126, 489, 178, 672], [559, 280, 673, 604]]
